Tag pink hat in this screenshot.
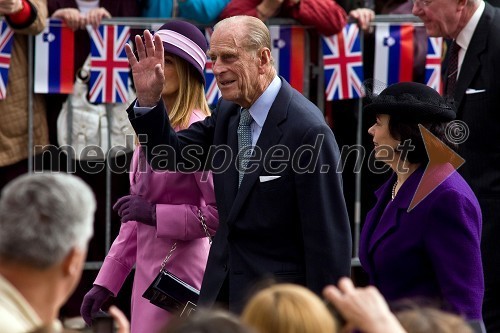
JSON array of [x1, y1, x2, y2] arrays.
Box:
[[156, 21, 208, 85]]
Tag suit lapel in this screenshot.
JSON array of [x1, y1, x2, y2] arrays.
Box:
[[454, 3, 493, 107], [367, 168, 423, 254], [225, 78, 292, 224], [222, 105, 242, 213]]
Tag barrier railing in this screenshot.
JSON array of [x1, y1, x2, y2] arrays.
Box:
[[19, 15, 426, 269]]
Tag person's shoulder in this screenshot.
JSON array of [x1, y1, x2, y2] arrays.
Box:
[[429, 171, 480, 209], [287, 91, 328, 126], [484, 2, 500, 26], [0, 306, 33, 332], [440, 171, 475, 194]]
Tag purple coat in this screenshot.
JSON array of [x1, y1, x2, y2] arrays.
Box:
[[359, 165, 484, 319], [94, 110, 218, 333]]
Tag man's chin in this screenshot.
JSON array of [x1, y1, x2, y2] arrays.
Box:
[[219, 91, 239, 103]]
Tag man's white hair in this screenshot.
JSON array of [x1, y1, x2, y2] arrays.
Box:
[[0, 173, 96, 269]]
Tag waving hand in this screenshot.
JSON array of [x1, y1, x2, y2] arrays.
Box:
[[125, 30, 165, 107]]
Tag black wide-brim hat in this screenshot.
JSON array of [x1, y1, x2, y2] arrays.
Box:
[[364, 82, 456, 122]]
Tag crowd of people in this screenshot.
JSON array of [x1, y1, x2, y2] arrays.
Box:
[[0, 0, 499, 332]]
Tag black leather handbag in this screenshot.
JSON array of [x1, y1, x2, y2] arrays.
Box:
[[142, 268, 199, 315], [143, 210, 212, 316]]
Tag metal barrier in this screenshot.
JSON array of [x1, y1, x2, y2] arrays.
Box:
[[21, 15, 425, 270]]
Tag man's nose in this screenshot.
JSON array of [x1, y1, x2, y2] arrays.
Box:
[[212, 59, 224, 75], [411, 2, 423, 15]]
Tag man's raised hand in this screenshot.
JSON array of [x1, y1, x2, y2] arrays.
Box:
[[125, 30, 165, 107]]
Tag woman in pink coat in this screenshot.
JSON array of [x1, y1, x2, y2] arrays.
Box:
[[80, 21, 218, 333]]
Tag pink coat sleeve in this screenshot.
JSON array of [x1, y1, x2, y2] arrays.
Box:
[[219, 0, 347, 36], [155, 171, 218, 241], [94, 222, 138, 295]]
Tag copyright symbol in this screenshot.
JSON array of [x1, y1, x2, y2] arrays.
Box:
[[445, 120, 469, 145]]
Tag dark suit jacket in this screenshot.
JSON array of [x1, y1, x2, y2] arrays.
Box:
[[359, 166, 483, 319], [447, 3, 500, 328], [128, 78, 352, 312], [452, 3, 500, 198]]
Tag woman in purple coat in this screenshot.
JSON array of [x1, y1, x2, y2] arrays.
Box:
[[360, 82, 483, 320], [80, 21, 219, 333]]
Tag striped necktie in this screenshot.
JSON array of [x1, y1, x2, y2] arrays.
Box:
[[446, 40, 460, 97]]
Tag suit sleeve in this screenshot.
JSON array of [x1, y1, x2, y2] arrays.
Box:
[[127, 100, 217, 171], [94, 221, 138, 296], [424, 188, 483, 319], [156, 171, 219, 240], [294, 124, 352, 294]]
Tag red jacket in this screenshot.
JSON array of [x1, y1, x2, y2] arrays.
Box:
[[219, 0, 347, 36]]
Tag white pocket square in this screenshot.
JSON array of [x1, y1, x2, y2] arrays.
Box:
[[259, 176, 281, 183], [465, 88, 486, 94]]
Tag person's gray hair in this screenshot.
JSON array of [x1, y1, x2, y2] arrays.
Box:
[[214, 16, 272, 52], [0, 173, 96, 269]]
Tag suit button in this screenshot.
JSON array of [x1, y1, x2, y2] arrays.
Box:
[[223, 264, 228, 271]]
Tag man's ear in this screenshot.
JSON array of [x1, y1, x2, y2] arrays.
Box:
[[61, 247, 85, 277], [457, 0, 468, 11], [258, 47, 272, 73]]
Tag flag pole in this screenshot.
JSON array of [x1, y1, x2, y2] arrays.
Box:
[[105, 104, 112, 253], [353, 28, 364, 260]]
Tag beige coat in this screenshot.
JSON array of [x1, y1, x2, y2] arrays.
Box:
[[0, 274, 64, 332], [0, 0, 48, 167]]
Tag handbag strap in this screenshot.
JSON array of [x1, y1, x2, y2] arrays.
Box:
[[160, 242, 177, 272], [198, 209, 212, 245], [159, 209, 212, 272]]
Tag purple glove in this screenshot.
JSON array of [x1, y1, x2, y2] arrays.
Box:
[[113, 194, 156, 226], [80, 285, 113, 326]]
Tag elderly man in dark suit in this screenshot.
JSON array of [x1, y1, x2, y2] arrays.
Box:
[[124, 15, 351, 312], [413, 0, 500, 331]]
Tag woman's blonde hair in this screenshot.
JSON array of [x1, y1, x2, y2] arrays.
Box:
[[167, 54, 211, 129], [396, 307, 473, 333], [241, 284, 337, 333]]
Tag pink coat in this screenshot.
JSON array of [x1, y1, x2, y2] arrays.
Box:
[[94, 110, 218, 333]]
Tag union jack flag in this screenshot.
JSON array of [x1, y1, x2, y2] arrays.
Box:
[[0, 20, 14, 100], [322, 24, 364, 101], [425, 37, 443, 95], [88, 25, 130, 103], [204, 28, 220, 106]]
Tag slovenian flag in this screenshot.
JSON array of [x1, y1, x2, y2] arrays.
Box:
[[270, 26, 305, 93], [34, 19, 74, 94], [374, 24, 414, 91]]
